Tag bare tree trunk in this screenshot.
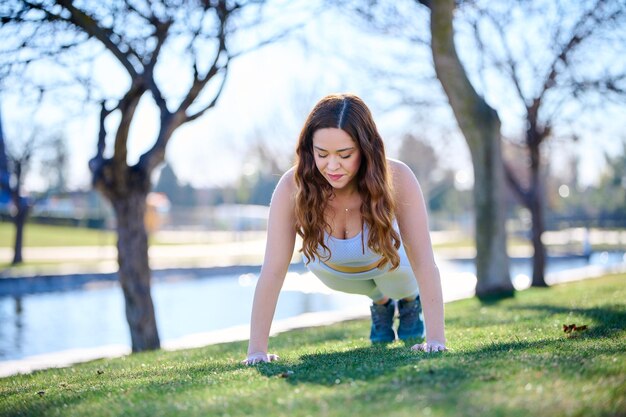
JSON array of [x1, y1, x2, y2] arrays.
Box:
[[505, 120, 549, 287], [428, 0, 513, 298], [0, 108, 8, 193], [11, 198, 29, 265], [470, 118, 513, 296], [529, 198, 547, 286], [112, 189, 160, 351], [11, 159, 31, 265], [529, 146, 547, 287]]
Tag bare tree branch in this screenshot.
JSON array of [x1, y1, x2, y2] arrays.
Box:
[[112, 80, 147, 182], [482, 9, 528, 105], [143, 18, 172, 114], [185, 67, 230, 123], [123, 0, 154, 24], [175, 3, 231, 116], [503, 160, 530, 211], [538, 0, 607, 100], [228, 23, 306, 59], [467, 13, 488, 94], [94, 102, 112, 162], [54, 0, 140, 78]]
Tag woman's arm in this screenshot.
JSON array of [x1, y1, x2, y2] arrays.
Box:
[[390, 160, 447, 351], [243, 169, 297, 364]]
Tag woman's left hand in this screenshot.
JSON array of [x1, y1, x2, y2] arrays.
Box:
[[411, 341, 447, 353]]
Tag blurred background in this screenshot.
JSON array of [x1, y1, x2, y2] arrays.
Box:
[[0, 0, 624, 370]]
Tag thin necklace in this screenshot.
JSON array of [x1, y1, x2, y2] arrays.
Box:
[[342, 205, 365, 253]]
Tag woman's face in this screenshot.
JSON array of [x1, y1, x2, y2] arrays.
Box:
[[312, 127, 362, 192]]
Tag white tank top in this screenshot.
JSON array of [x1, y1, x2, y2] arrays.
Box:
[[306, 223, 410, 280]]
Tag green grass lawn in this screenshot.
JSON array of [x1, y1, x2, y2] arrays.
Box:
[[1, 274, 624, 417], [0, 223, 194, 250], [0, 223, 255, 249], [0, 222, 117, 248]]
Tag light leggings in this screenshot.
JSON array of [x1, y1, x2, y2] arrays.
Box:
[[307, 263, 419, 302]]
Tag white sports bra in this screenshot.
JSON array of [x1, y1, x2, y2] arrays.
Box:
[[306, 223, 410, 279]]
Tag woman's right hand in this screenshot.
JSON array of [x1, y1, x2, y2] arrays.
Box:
[[241, 352, 280, 366]]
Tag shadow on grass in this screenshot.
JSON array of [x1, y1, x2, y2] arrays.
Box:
[[250, 298, 626, 389], [258, 308, 623, 417], [2, 355, 244, 417], [510, 303, 626, 337], [252, 332, 625, 387], [446, 293, 626, 333], [476, 289, 516, 305], [254, 343, 440, 385]]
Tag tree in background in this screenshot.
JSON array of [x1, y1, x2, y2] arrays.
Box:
[[154, 163, 196, 207], [419, 0, 513, 297], [464, 0, 626, 286], [39, 133, 68, 194], [582, 140, 626, 223], [0, 0, 295, 352], [0, 109, 18, 258], [237, 140, 285, 206], [0, 110, 60, 265], [397, 134, 438, 206], [396, 134, 472, 231], [341, 0, 625, 294], [233, 95, 310, 206], [4, 136, 35, 265], [338, 0, 512, 297], [598, 141, 626, 218], [0, 111, 8, 198], [529, 139, 626, 232]]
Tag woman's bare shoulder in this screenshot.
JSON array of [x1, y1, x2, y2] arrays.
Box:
[[277, 166, 297, 190], [387, 158, 415, 184], [271, 166, 297, 204], [387, 158, 409, 172]]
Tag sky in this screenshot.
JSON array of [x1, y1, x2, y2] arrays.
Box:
[[1, 1, 624, 194]]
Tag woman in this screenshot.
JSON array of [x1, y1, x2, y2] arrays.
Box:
[[243, 93, 446, 365]]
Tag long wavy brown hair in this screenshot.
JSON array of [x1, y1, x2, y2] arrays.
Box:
[[294, 93, 401, 270]]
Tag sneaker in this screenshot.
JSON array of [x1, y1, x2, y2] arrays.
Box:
[[369, 299, 396, 343], [397, 297, 424, 340]]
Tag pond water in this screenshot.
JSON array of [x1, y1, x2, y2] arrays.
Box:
[[0, 272, 369, 362], [0, 251, 624, 362]]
